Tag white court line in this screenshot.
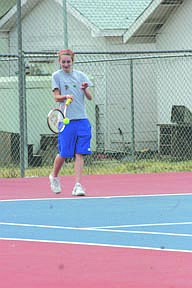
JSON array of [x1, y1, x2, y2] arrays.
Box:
[[0, 237, 192, 253], [1, 195, 192, 253], [1, 192, 192, 202], [90, 221, 192, 229], [89, 228, 192, 237], [0, 222, 192, 238], [0, 222, 85, 230]]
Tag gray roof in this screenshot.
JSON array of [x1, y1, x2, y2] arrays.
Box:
[[68, 0, 153, 30], [0, 0, 16, 19], [0, 0, 184, 43]]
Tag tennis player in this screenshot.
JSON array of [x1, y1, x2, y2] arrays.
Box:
[[49, 49, 93, 196]]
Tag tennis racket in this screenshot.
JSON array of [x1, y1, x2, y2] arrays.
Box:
[[47, 98, 72, 134]]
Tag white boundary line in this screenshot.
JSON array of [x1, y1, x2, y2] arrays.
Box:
[[1, 192, 192, 202], [0, 221, 192, 237], [0, 237, 192, 253], [90, 222, 192, 229]]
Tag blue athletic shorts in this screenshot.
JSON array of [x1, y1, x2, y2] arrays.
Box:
[[58, 119, 92, 158]]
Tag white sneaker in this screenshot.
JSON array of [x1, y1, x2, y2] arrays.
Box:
[[72, 183, 86, 196], [49, 174, 61, 194]]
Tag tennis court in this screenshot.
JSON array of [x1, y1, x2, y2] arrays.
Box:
[[1, 172, 192, 288]]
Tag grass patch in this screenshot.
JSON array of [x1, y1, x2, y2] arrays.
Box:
[[1, 158, 192, 178]]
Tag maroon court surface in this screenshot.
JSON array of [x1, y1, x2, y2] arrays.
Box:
[[1, 172, 192, 199]]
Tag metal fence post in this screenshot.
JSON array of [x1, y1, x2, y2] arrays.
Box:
[[130, 59, 135, 162], [63, 0, 68, 48], [17, 0, 25, 177], [23, 54, 28, 169]]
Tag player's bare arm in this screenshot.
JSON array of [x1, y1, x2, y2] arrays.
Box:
[[53, 88, 73, 102], [81, 82, 93, 100]]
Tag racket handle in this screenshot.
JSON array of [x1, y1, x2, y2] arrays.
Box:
[[66, 98, 72, 106]]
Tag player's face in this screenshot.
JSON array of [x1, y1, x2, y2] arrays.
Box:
[[59, 55, 73, 73]]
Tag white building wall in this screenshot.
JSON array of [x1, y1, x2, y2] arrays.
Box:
[[157, 0, 192, 51], [156, 0, 192, 125], [0, 33, 10, 76], [0, 32, 9, 53]]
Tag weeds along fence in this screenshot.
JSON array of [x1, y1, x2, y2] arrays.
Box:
[[1, 50, 192, 178]]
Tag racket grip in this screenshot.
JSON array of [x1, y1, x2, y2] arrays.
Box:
[[66, 98, 72, 106]]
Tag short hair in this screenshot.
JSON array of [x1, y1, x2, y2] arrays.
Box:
[[58, 49, 75, 62]]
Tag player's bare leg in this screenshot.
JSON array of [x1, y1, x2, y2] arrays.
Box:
[[53, 154, 65, 177], [72, 153, 86, 196], [49, 155, 65, 194], [74, 153, 84, 183]]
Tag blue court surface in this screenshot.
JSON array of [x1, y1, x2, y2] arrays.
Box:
[[1, 193, 192, 252]]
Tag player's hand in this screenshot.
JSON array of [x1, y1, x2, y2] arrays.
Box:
[[80, 82, 89, 90], [66, 94, 73, 101]]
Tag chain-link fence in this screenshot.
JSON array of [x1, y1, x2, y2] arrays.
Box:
[[1, 1, 192, 177], [1, 51, 192, 178]]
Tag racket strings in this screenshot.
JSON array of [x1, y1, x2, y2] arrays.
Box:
[[48, 109, 64, 134], [50, 113, 59, 126]]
